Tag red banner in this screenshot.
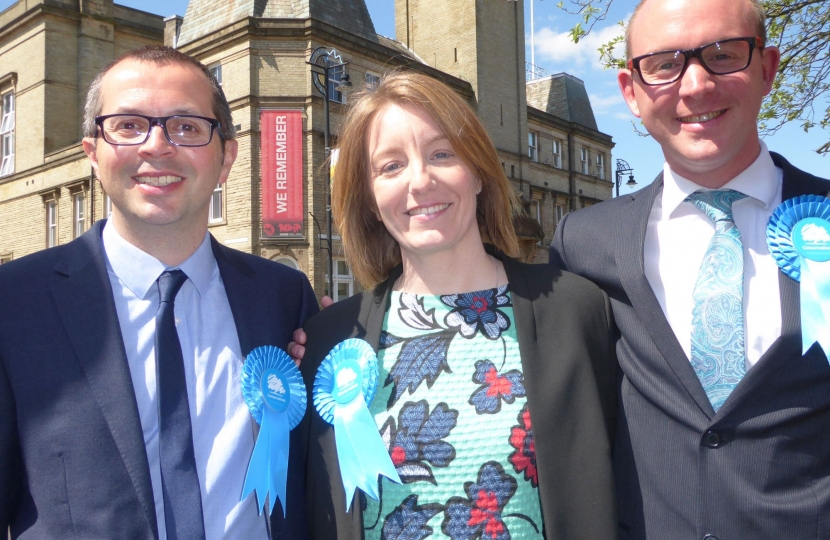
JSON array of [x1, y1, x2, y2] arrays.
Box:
[[261, 110, 304, 238]]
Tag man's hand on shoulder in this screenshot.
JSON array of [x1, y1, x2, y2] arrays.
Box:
[[288, 295, 334, 364]]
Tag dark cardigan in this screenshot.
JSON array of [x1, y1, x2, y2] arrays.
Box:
[[294, 251, 619, 539]]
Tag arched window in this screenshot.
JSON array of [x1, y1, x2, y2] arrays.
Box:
[[273, 256, 300, 271]]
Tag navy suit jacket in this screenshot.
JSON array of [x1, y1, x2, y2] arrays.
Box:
[[0, 220, 318, 539], [550, 153, 830, 539]]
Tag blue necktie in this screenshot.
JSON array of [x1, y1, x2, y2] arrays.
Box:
[[686, 190, 748, 412], [155, 270, 206, 540]]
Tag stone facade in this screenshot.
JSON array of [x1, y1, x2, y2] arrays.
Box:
[[0, 0, 614, 292]]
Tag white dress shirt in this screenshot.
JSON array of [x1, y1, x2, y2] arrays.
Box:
[[644, 142, 783, 369], [102, 221, 269, 540]]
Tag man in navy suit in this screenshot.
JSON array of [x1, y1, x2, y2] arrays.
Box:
[[551, 0, 830, 538], [0, 46, 317, 539]]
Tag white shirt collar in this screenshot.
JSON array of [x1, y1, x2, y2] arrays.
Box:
[[102, 220, 216, 300], [661, 140, 780, 218]]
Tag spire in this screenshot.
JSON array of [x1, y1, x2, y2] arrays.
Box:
[[526, 73, 598, 130], [177, 0, 377, 46]]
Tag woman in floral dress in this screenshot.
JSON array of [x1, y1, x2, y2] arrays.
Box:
[[296, 71, 617, 540]]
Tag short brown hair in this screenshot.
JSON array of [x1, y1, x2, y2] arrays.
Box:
[[83, 45, 234, 144], [625, 0, 767, 60], [332, 70, 519, 289]]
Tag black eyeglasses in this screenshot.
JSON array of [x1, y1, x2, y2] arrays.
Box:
[[628, 36, 764, 86], [95, 114, 222, 147]]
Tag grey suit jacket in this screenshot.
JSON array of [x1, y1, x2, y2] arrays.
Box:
[[550, 152, 830, 539], [0, 220, 318, 539]]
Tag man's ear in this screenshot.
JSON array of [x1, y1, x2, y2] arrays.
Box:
[[759, 45, 781, 95], [82, 137, 101, 177], [218, 139, 238, 185], [618, 69, 642, 119]]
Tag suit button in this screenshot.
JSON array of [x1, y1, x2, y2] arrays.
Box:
[[703, 431, 721, 448], [703, 535, 718, 540]]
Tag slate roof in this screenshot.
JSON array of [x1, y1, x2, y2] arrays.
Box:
[[526, 73, 598, 130], [177, 0, 377, 46]]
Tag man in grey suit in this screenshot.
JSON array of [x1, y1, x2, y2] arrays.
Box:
[[551, 0, 830, 538]]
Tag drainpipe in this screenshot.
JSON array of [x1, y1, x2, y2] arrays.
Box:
[[567, 132, 576, 211]]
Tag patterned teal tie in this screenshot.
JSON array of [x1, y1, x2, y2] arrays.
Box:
[[686, 190, 748, 412]]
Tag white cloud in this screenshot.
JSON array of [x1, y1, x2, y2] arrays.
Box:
[[531, 19, 626, 73], [588, 92, 626, 116]]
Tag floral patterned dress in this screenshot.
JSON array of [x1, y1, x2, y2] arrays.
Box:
[[362, 285, 545, 540]]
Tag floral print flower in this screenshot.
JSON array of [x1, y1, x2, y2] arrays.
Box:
[[380, 400, 458, 484], [469, 360, 526, 414], [381, 494, 445, 540], [441, 462, 517, 540], [441, 286, 511, 340], [508, 404, 538, 487]]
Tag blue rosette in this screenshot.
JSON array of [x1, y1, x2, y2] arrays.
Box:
[[240, 345, 307, 515], [767, 195, 830, 358], [313, 338, 401, 510]]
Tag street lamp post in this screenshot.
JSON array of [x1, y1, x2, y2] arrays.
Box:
[[615, 159, 637, 197], [308, 47, 350, 298]]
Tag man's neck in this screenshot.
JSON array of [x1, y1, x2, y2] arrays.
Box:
[[667, 142, 764, 189], [108, 214, 207, 267]]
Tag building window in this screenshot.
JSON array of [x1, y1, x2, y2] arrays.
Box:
[[333, 259, 354, 301], [209, 64, 222, 86], [596, 153, 605, 180], [365, 71, 381, 89], [528, 131, 538, 162], [46, 200, 57, 248], [273, 256, 300, 270], [0, 91, 14, 177], [73, 192, 85, 238], [580, 147, 589, 174], [555, 203, 566, 223], [0, 253, 11, 265], [209, 183, 223, 223], [552, 139, 562, 168], [328, 66, 347, 104], [103, 192, 113, 218]]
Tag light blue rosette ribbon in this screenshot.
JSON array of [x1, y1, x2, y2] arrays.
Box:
[[313, 338, 401, 510], [240, 346, 307, 515], [767, 195, 830, 359]]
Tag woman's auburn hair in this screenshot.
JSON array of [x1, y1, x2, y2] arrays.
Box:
[[332, 69, 520, 289]]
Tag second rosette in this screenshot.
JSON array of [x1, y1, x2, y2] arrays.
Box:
[[313, 338, 401, 509]]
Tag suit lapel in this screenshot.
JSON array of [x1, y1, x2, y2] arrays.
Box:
[[616, 176, 716, 416], [718, 153, 830, 415], [363, 269, 400, 351], [211, 239, 269, 456], [211, 238, 263, 357], [50, 221, 158, 537]]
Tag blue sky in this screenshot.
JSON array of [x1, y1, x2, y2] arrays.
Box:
[[519, 0, 829, 195], [4, 0, 825, 194]]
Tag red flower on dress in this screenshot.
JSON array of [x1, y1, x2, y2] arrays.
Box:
[[508, 404, 538, 487], [468, 490, 506, 537], [484, 368, 513, 397], [469, 360, 526, 414]]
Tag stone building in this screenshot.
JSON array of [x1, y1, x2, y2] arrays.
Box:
[[0, 0, 614, 298]]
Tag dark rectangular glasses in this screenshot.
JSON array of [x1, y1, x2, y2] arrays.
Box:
[[95, 114, 221, 147], [628, 36, 764, 86]]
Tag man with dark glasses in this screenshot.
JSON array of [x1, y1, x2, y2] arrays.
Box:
[[551, 0, 830, 538], [0, 46, 317, 539]]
